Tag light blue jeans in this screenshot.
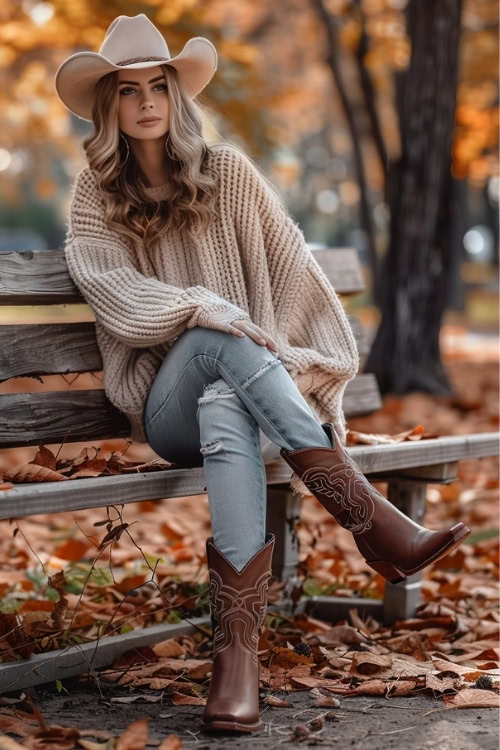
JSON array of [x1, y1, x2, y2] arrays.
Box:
[[143, 326, 332, 572]]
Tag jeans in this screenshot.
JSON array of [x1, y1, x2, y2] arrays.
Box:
[[143, 326, 332, 572]]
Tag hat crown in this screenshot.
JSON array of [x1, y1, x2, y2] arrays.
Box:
[[100, 14, 171, 66]]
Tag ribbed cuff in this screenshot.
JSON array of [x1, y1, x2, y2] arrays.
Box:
[[190, 304, 251, 330]]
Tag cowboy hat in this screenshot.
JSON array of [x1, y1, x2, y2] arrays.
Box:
[[54, 13, 217, 122]]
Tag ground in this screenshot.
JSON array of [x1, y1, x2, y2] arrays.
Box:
[[3, 677, 498, 749]]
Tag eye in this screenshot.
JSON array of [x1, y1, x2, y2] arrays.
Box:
[[119, 84, 168, 96]]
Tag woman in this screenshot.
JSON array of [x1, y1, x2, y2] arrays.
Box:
[[55, 14, 470, 735]]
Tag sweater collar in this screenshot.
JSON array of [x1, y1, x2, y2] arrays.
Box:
[[144, 183, 171, 199]]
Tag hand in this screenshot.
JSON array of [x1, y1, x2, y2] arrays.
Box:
[[228, 319, 279, 353]]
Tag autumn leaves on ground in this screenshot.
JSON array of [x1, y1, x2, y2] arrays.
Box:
[[0, 339, 498, 748]]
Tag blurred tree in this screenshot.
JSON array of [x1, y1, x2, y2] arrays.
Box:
[[364, 0, 465, 395]]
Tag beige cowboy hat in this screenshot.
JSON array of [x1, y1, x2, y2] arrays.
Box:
[[54, 13, 218, 122]]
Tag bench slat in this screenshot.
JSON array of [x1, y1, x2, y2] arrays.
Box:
[[0, 248, 365, 305], [0, 616, 212, 694], [0, 316, 369, 380], [0, 390, 130, 447], [0, 432, 497, 520], [0, 323, 101, 379], [0, 374, 381, 448]]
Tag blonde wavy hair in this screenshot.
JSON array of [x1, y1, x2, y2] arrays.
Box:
[[81, 59, 219, 251]]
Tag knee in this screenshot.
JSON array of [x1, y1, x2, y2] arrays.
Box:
[[197, 377, 236, 406], [178, 325, 234, 351], [196, 377, 241, 434]]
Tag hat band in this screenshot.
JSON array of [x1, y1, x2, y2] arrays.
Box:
[[115, 55, 171, 66]]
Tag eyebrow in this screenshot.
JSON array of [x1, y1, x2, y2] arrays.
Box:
[[118, 75, 166, 86]]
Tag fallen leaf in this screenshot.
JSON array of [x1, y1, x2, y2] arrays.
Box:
[[444, 688, 500, 709]]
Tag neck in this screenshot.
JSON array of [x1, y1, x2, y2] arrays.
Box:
[[129, 136, 169, 187]]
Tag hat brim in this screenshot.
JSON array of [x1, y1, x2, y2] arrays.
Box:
[[55, 37, 217, 122]]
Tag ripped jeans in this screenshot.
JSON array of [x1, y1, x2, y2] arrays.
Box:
[[143, 326, 332, 572]]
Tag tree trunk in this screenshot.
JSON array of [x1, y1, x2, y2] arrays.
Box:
[[364, 0, 464, 395]]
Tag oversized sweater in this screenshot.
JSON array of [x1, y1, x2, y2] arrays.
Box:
[[63, 142, 360, 450]]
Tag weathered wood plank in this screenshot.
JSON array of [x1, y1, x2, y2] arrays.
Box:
[[0, 315, 368, 380], [0, 390, 130, 448], [0, 247, 364, 305], [0, 432, 497, 521], [0, 251, 81, 305], [0, 323, 101, 380], [0, 374, 381, 448], [310, 248, 365, 293], [0, 616, 212, 694], [265, 432, 500, 484], [266, 486, 302, 583]]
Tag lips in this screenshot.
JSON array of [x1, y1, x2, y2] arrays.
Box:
[[138, 117, 161, 123]]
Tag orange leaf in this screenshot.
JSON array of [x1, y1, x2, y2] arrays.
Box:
[[116, 718, 149, 750], [54, 539, 90, 561], [18, 600, 53, 613]]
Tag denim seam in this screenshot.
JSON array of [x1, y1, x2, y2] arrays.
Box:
[[144, 354, 206, 429], [145, 352, 292, 449], [216, 358, 294, 451]]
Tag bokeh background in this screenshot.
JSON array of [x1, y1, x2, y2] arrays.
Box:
[[0, 0, 497, 327]]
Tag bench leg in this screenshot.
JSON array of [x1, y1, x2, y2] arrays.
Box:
[[266, 479, 428, 624], [382, 479, 427, 624], [266, 484, 302, 611]]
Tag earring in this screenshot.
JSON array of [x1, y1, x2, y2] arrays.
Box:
[[119, 132, 129, 167]]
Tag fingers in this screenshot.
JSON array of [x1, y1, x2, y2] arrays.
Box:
[[228, 324, 246, 338], [229, 321, 279, 353]]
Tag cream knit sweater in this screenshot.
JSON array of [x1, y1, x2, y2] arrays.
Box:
[[64, 142, 360, 449]]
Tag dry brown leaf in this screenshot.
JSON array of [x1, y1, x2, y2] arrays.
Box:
[[425, 674, 459, 693], [152, 639, 186, 658], [171, 692, 205, 706], [29, 444, 57, 470], [271, 646, 313, 668], [358, 679, 417, 696], [4, 464, 68, 483], [346, 425, 433, 446], [385, 680, 419, 696], [158, 658, 211, 674], [69, 458, 110, 478], [158, 736, 183, 750], [350, 652, 393, 675], [432, 658, 494, 678], [264, 695, 291, 707], [314, 625, 366, 645], [309, 688, 341, 707], [444, 688, 500, 709], [116, 717, 149, 749], [290, 675, 343, 690]]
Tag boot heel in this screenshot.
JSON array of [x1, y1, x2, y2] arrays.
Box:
[[367, 560, 407, 584]]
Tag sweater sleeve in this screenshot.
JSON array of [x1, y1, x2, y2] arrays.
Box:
[[221, 144, 360, 445], [223, 145, 360, 380], [63, 167, 251, 348]]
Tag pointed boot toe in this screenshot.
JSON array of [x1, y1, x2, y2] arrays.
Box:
[[280, 423, 471, 583]]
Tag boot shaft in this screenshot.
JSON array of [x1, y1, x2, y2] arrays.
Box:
[[206, 534, 275, 662]]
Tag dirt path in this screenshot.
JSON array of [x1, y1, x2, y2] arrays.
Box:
[[5, 678, 498, 749]]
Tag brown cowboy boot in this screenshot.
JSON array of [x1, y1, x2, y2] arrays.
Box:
[[201, 533, 275, 734], [280, 423, 470, 584]]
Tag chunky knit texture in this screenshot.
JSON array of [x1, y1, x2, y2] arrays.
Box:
[[64, 142, 360, 449]]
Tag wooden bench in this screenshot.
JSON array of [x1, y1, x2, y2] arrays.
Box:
[[0, 247, 498, 693]]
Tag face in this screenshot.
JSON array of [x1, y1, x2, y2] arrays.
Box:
[[117, 65, 170, 139]]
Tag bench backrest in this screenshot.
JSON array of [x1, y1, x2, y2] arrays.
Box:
[[0, 247, 379, 449]]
